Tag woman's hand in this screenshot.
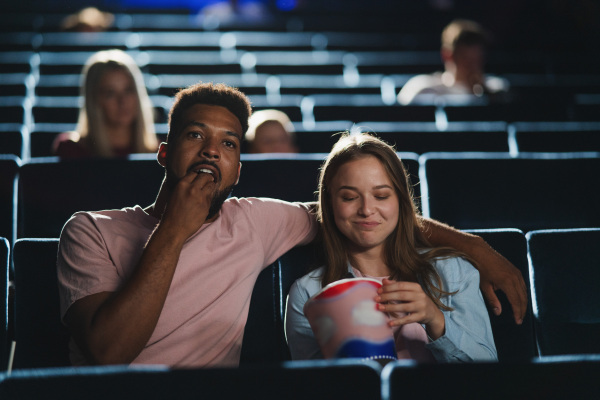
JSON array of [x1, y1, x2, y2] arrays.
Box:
[[375, 278, 445, 340]]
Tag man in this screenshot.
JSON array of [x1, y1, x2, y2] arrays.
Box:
[[397, 19, 509, 105], [58, 82, 526, 368]]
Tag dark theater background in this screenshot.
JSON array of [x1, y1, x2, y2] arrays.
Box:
[[1, 1, 600, 399]]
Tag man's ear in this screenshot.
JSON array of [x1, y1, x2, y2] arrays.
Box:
[[157, 142, 168, 167], [235, 162, 242, 185]]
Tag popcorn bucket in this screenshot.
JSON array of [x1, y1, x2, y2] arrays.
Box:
[[303, 278, 397, 362]]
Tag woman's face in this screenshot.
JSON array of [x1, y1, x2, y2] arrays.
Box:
[[329, 155, 399, 255], [97, 68, 139, 129]]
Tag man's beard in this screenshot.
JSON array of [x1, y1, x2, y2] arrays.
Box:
[[206, 183, 235, 220]]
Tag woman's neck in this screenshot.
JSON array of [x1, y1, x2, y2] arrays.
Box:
[[348, 248, 391, 277]]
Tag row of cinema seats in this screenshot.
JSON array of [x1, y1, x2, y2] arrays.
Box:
[[2, 149, 600, 245], [2, 356, 599, 400], [1, 228, 600, 398], [1, 90, 597, 128], [3, 120, 600, 160]]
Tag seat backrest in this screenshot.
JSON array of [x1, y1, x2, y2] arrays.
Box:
[[0, 360, 381, 400], [12, 238, 70, 369], [0, 155, 19, 245], [382, 356, 600, 400], [0, 237, 8, 370], [527, 228, 600, 356], [421, 153, 600, 232], [234, 154, 326, 203], [18, 157, 164, 238], [0, 127, 23, 158], [239, 263, 282, 364], [465, 229, 537, 361], [514, 122, 600, 152], [277, 242, 323, 360]]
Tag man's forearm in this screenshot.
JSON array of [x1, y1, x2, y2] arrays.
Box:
[[69, 223, 186, 365], [420, 217, 482, 253]]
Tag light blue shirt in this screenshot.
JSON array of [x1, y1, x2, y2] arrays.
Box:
[[285, 255, 498, 363]]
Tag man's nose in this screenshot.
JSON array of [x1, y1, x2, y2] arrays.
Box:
[[200, 138, 220, 159]]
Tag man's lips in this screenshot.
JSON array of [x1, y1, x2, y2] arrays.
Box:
[[188, 161, 220, 182]]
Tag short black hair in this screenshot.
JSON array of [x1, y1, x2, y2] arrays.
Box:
[[167, 82, 252, 144]]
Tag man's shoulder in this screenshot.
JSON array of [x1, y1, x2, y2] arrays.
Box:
[[222, 197, 309, 216], [63, 206, 154, 234]]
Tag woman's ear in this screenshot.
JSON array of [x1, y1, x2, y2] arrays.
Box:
[[157, 142, 168, 167]]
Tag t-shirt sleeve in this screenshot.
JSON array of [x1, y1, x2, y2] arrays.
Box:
[[57, 212, 122, 319], [285, 277, 323, 360], [241, 198, 318, 266]]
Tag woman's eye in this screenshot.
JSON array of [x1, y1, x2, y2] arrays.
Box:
[[342, 196, 357, 202], [375, 195, 390, 200]]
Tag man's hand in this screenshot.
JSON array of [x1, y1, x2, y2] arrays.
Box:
[[472, 237, 528, 324], [421, 217, 528, 325], [160, 170, 216, 239]]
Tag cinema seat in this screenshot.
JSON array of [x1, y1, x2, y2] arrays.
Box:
[[420, 152, 600, 232], [527, 228, 600, 356]]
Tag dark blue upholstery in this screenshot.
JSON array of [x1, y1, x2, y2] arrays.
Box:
[[465, 229, 537, 361], [240, 263, 283, 364], [17, 156, 164, 238], [0, 126, 23, 158], [514, 122, 600, 152], [382, 355, 600, 400], [0, 155, 19, 245], [12, 239, 70, 369], [421, 152, 600, 232], [527, 228, 600, 356], [0, 237, 8, 371], [0, 360, 381, 400], [234, 154, 327, 202]]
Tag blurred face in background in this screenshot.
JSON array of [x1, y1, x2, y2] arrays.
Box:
[[249, 121, 297, 153], [452, 44, 485, 86], [97, 68, 139, 129]]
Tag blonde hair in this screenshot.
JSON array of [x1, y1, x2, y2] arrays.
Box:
[[76, 49, 158, 157], [245, 109, 295, 143], [318, 133, 474, 310]]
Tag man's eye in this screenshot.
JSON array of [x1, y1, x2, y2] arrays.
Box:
[[224, 140, 236, 148], [188, 132, 201, 138]]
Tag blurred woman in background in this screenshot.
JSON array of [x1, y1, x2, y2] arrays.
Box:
[[53, 49, 158, 158]]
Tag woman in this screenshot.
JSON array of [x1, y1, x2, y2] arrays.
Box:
[[53, 49, 158, 158], [285, 133, 497, 362]]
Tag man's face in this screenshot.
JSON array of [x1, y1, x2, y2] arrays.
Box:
[[452, 44, 485, 83], [161, 103, 243, 220]]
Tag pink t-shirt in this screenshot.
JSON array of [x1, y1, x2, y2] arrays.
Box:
[[57, 197, 317, 368]]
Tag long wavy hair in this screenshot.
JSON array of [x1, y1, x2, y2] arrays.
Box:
[[318, 133, 474, 310], [76, 49, 157, 157]]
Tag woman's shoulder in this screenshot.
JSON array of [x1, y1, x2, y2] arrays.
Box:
[[430, 254, 478, 281], [290, 266, 325, 298]]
